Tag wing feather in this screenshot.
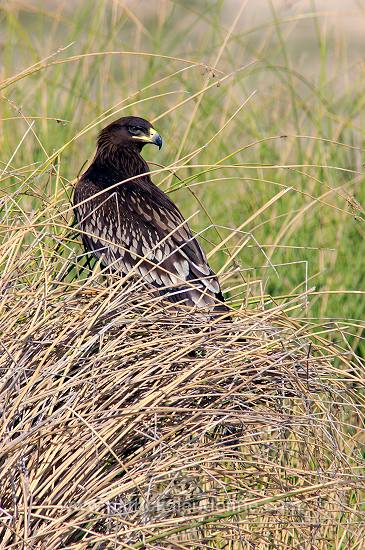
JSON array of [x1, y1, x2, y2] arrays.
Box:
[[74, 177, 225, 308]]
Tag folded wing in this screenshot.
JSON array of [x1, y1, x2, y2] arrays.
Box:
[[74, 177, 226, 309]]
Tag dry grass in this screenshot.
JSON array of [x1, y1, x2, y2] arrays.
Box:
[[0, 260, 364, 547]]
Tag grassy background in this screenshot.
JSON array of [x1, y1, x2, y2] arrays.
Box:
[[1, 1, 364, 356], [1, 2, 364, 547]]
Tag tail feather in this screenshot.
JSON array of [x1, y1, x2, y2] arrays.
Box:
[[158, 285, 231, 318]]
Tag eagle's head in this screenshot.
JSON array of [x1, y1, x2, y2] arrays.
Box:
[[97, 116, 162, 152]]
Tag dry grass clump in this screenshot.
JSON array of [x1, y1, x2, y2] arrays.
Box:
[[0, 276, 364, 548]]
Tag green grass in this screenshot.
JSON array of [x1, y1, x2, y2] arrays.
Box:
[[1, 2, 364, 357]]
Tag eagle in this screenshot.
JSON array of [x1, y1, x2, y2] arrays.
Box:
[[73, 116, 228, 312]]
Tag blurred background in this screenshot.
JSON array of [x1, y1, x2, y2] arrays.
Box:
[[1, 0, 364, 354]]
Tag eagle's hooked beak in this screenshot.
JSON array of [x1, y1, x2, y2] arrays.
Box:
[[148, 128, 163, 150], [131, 127, 163, 149]]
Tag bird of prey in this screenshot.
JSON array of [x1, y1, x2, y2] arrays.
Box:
[[73, 116, 228, 312]]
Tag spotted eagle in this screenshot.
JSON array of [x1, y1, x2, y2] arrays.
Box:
[[73, 116, 228, 312]]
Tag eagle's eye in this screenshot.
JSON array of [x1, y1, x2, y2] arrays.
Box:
[[127, 125, 145, 136]]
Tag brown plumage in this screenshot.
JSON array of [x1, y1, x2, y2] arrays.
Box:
[[73, 116, 228, 312]]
